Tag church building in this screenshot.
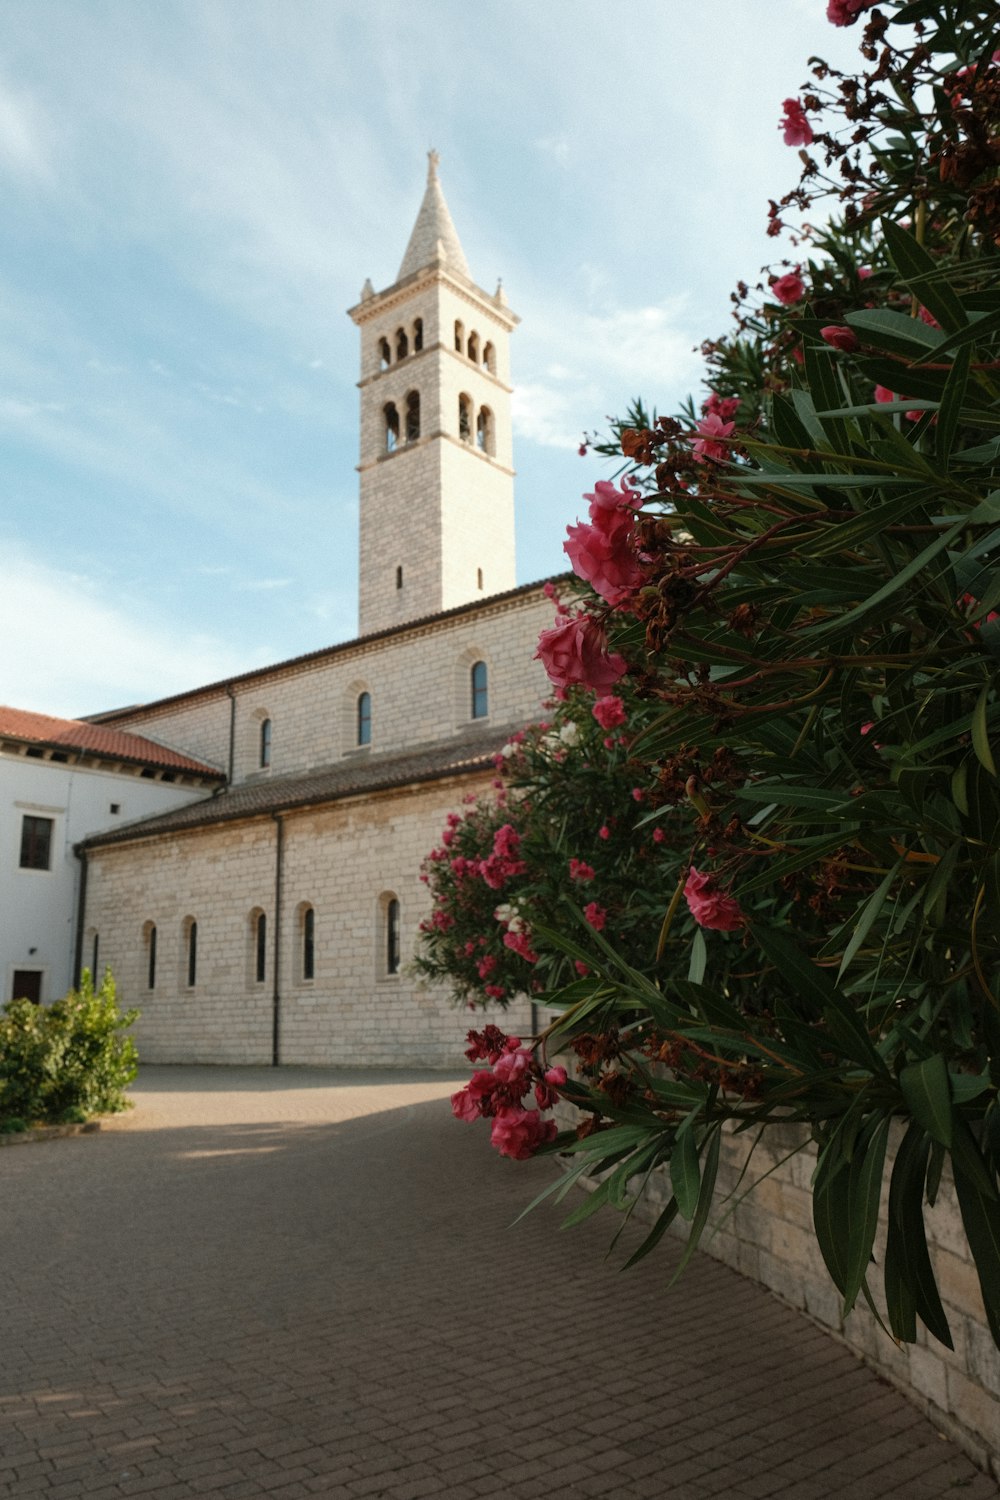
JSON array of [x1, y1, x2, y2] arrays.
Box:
[[72, 155, 553, 1067]]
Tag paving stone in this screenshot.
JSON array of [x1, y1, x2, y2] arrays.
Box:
[[0, 1066, 995, 1500]]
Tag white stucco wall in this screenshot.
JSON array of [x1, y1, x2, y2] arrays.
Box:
[[1, 754, 211, 1005]]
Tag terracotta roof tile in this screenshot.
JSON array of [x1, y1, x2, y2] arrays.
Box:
[[0, 706, 223, 777], [81, 725, 514, 849]]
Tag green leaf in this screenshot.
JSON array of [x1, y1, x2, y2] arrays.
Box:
[[885, 1124, 953, 1348], [972, 685, 997, 778], [667, 1126, 721, 1289], [900, 1055, 953, 1147], [951, 1137, 1000, 1348], [688, 928, 707, 985], [620, 1196, 680, 1271], [846, 306, 944, 356], [752, 925, 836, 1017], [671, 1116, 702, 1222], [881, 219, 967, 331], [837, 862, 902, 981], [935, 344, 972, 461]]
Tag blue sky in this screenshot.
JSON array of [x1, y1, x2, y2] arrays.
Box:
[[1, 0, 864, 717]]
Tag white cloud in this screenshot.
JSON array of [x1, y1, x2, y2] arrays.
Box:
[[0, 77, 54, 183], [2, 550, 268, 718], [514, 294, 702, 449]]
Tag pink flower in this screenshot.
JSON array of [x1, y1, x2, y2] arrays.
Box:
[[545, 1066, 568, 1086], [598, 825, 610, 840], [703, 393, 740, 422], [827, 0, 876, 24], [535, 612, 627, 694], [652, 826, 666, 844], [490, 1107, 558, 1161], [493, 1046, 533, 1085], [858, 266, 873, 279], [502, 929, 538, 963], [593, 695, 626, 729], [772, 269, 806, 306], [578, 443, 588, 456], [484, 983, 506, 1000], [583, 902, 607, 931], [583, 478, 642, 518], [569, 858, 595, 883], [820, 325, 859, 353], [874, 384, 896, 404], [684, 867, 744, 932], [692, 412, 735, 463], [451, 1087, 481, 1122], [780, 98, 813, 147], [564, 517, 645, 605], [918, 306, 940, 329], [574, 960, 590, 977]]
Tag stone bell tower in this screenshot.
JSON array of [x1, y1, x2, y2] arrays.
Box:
[[348, 152, 519, 637]]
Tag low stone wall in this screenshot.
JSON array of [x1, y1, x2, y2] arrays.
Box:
[[565, 1114, 1000, 1478]]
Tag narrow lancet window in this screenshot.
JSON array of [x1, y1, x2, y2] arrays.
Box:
[[187, 920, 198, 988], [459, 394, 471, 442], [476, 406, 495, 456], [396, 327, 408, 360], [454, 320, 464, 352], [303, 907, 315, 981], [384, 402, 399, 453], [467, 331, 479, 363], [471, 660, 488, 719], [259, 718, 272, 769], [255, 912, 267, 984], [386, 898, 400, 976], [405, 389, 420, 442], [483, 341, 495, 373], [379, 337, 391, 370], [147, 924, 157, 990], [413, 318, 423, 352], [357, 691, 372, 747]]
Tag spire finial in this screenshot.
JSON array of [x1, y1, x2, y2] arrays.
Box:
[[428, 149, 440, 182]]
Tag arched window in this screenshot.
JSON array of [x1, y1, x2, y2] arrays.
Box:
[[185, 918, 198, 988], [91, 931, 99, 979], [145, 922, 157, 990], [357, 691, 372, 747], [386, 897, 401, 976], [483, 341, 495, 374], [396, 327, 408, 360], [471, 660, 488, 719], [476, 406, 495, 456], [413, 317, 423, 352], [303, 906, 315, 982], [396, 565, 403, 589], [255, 911, 267, 984], [384, 402, 399, 453], [458, 393, 472, 442], [477, 567, 484, 590], [405, 389, 420, 442], [467, 331, 479, 363], [454, 319, 464, 352], [379, 337, 391, 370], [259, 718, 272, 769]]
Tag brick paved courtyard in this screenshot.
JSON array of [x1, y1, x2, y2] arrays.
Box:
[[1, 1067, 997, 1500]]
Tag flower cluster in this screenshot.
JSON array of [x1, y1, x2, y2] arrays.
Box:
[[451, 1028, 567, 1160], [563, 479, 646, 607]]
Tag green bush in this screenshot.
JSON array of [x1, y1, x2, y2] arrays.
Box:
[[0, 969, 138, 1125]]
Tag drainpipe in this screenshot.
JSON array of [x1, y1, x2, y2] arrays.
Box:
[[226, 684, 237, 784], [271, 812, 284, 1066], [73, 846, 88, 989]]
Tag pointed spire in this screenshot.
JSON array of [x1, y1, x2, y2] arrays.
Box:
[[397, 151, 471, 282]]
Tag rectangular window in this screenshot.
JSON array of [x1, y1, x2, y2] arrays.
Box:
[[303, 908, 315, 981], [19, 815, 53, 871]]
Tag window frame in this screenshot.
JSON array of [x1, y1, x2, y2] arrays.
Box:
[[357, 691, 372, 747], [19, 814, 54, 872], [471, 660, 489, 720]]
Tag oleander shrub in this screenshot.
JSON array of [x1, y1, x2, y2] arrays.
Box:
[[421, 0, 1000, 1352]]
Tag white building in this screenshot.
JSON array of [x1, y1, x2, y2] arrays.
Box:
[[68, 155, 555, 1067], [1, 706, 222, 1006]]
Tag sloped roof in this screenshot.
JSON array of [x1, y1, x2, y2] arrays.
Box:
[[81, 725, 514, 849], [397, 151, 472, 282], [0, 705, 223, 777]]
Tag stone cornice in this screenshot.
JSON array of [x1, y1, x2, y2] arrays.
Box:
[[357, 428, 515, 478], [348, 265, 519, 331]]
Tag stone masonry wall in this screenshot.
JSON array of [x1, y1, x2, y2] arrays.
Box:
[[107, 589, 556, 787], [86, 772, 531, 1069]]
